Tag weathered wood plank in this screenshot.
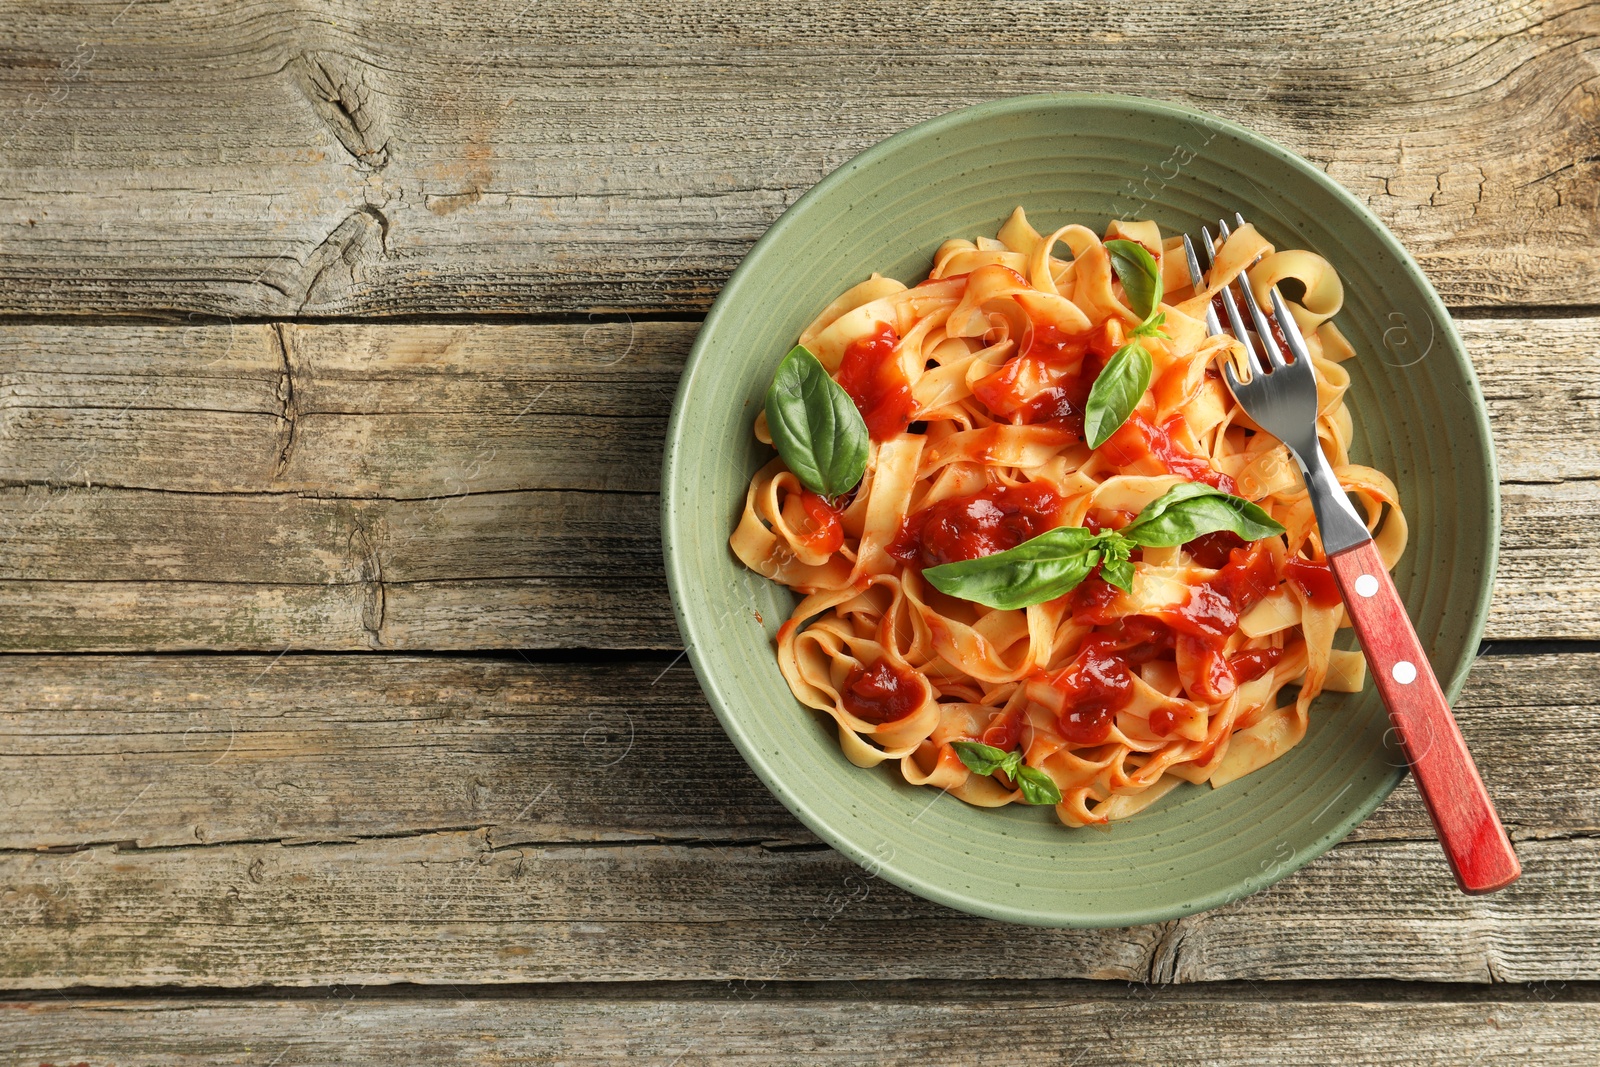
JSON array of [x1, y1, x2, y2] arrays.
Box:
[[0, 653, 1589, 852], [0, 322, 667, 497], [0, 830, 1593, 987], [0, 487, 672, 652], [0, 481, 1586, 649], [0, 1, 1595, 316], [0, 656, 783, 849], [5, 318, 1592, 491], [2, 985, 1597, 1065], [1468, 317, 1600, 485], [0, 318, 1595, 648], [1353, 651, 1600, 841], [0, 653, 1593, 988]]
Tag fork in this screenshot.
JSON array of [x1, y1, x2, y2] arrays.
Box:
[[1182, 217, 1520, 894]]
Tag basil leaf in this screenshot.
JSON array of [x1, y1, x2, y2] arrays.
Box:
[[1121, 482, 1287, 548], [1090, 529, 1135, 592], [1098, 554, 1135, 593], [1015, 765, 1063, 806], [951, 740, 1012, 776], [764, 344, 870, 499], [1128, 310, 1169, 341], [923, 526, 1103, 610], [1098, 529, 1135, 562], [1105, 238, 1163, 323], [1083, 340, 1153, 448]]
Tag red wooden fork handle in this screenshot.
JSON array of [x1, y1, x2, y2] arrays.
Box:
[[1327, 540, 1520, 893]]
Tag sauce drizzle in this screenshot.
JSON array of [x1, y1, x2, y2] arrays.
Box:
[[841, 659, 924, 724], [889, 482, 1064, 567], [836, 322, 916, 441]]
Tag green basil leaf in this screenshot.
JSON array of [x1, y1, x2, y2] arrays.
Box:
[[1091, 529, 1136, 592], [1014, 765, 1063, 806], [1098, 554, 1135, 593], [764, 344, 869, 499], [1121, 481, 1287, 548], [1097, 529, 1135, 562], [1128, 310, 1169, 341], [1105, 238, 1163, 323], [1000, 749, 1024, 780], [923, 526, 1102, 610], [951, 740, 1012, 776], [1083, 340, 1153, 449]]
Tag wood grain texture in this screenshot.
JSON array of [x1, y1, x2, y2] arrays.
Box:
[[0, 656, 783, 850], [0, 318, 1595, 650], [2, 985, 1597, 1065], [0, 0, 1592, 1035], [0, 652, 1591, 852], [0, 1, 1596, 316], [0, 652, 1593, 988], [2, 829, 1594, 988]]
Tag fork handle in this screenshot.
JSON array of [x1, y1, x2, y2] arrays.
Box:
[[1327, 540, 1520, 894]]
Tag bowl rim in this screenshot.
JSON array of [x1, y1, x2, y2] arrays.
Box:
[[660, 91, 1500, 927]]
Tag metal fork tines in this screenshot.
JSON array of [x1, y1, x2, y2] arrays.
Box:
[[1180, 215, 1371, 553]]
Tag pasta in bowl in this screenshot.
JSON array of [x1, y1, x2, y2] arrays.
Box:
[[730, 209, 1407, 828], [662, 94, 1495, 926]]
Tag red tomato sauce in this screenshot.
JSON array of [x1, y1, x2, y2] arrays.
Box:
[[1229, 646, 1284, 683], [1018, 389, 1087, 435], [840, 659, 924, 724], [1113, 616, 1179, 666], [1068, 571, 1124, 625], [1040, 618, 1174, 745], [980, 706, 1024, 751], [1049, 636, 1132, 744], [1176, 634, 1234, 703], [1177, 640, 1285, 704], [1089, 319, 1125, 359], [1046, 561, 1291, 735], [968, 325, 1097, 436], [797, 491, 845, 554], [888, 482, 1064, 568], [1029, 324, 1092, 364], [1102, 411, 1239, 494], [1165, 541, 1278, 641], [1184, 530, 1246, 569], [1017, 327, 1093, 433], [1157, 542, 1282, 700], [1284, 556, 1343, 608], [836, 322, 915, 441]]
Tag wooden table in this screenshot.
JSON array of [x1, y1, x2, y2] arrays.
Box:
[[1, 1, 1597, 1062]]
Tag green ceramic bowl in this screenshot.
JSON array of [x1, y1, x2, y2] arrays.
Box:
[[661, 94, 1497, 927]]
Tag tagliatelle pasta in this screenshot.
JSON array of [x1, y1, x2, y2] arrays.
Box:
[[730, 208, 1407, 827]]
